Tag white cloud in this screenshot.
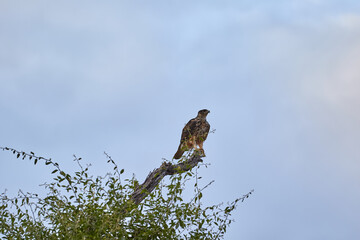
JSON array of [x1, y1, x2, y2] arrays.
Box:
[[333, 13, 360, 30]]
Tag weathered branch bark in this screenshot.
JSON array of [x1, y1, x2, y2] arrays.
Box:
[[130, 154, 203, 205]]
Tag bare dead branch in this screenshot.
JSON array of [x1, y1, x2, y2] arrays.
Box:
[[130, 154, 203, 205]]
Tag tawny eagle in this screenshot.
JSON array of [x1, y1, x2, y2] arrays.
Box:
[[173, 109, 210, 159]]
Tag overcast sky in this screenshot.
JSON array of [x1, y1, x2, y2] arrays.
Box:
[[1, 1, 360, 239]]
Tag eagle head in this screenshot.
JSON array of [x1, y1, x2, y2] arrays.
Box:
[[198, 109, 210, 118]]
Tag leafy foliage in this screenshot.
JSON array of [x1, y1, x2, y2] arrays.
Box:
[[0, 147, 253, 239]]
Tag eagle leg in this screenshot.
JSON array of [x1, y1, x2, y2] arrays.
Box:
[[200, 148, 206, 157], [198, 141, 203, 149], [198, 141, 206, 157]]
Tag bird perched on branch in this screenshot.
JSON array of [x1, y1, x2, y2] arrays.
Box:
[[173, 109, 210, 159]]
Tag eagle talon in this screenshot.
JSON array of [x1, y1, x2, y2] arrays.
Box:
[[194, 149, 206, 157]]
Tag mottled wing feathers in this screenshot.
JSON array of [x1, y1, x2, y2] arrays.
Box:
[[202, 122, 210, 141], [173, 119, 197, 159], [180, 118, 198, 143]]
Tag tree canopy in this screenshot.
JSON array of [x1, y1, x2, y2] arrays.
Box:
[[0, 147, 253, 239]]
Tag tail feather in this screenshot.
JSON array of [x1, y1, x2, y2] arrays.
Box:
[[173, 145, 184, 159]]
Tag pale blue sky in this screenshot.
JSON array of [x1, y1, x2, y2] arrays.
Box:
[[1, 1, 360, 239]]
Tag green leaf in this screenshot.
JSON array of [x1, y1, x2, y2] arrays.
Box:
[[179, 219, 185, 228], [120, 169, 124, 174], [34, 159, 38, 165]]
